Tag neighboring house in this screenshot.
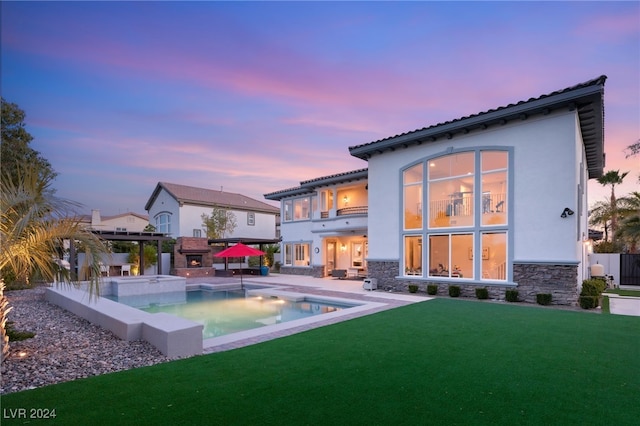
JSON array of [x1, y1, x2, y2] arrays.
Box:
[[145, 182, 280, 239], [266, 76, 606, 305], [265, 169, 369, 278], [81, 210, 150, 232]]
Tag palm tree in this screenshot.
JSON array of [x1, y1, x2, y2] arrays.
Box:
[[597, 170, 629, 245], [1, 166, 109, 362], [616, 192, 640, 253], [589, 200, 613, 242]]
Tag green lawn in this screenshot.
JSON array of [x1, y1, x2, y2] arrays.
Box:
[[3, 299, 639, 425], [605, 288, 640, 297]]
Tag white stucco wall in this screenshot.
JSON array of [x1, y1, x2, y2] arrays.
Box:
[[179, 204, 276, 239], [510, 112, 579, 262], [147, 188, 180, 236], [367, 110, 584, 265]]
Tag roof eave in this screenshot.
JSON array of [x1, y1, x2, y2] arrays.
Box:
[[348, 82, 605, 179], [300, 169, 368, 188], [264, 187, 314, 201]]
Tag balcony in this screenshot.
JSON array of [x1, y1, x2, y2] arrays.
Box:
[[312, 206, 367, 234], [336, 206, 368, 216], [320, 206, 368, 219]]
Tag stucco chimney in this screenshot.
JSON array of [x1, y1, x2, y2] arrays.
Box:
[[91, 209, 101, 227]]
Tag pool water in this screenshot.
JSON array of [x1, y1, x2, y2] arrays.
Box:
[[107, 289, 354, 339]]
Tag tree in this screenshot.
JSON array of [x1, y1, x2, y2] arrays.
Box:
[[589, 200, 613, 242], [0, 165, 109, 362], [597, 170, 629, 246], [625, 139, 640, 158], [127, 244, 158, 275], [616, 192, 640, 253], [201, 207, 237, 239], [624, 140, 640, 184], [1, 98, 57, 187]]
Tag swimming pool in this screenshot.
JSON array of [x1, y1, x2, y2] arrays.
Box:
[[106, 287, 357, 339]]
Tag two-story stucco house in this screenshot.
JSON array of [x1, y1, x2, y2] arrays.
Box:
[[266, 76, 606, 305], [265, 169, 369, 278], [145, 182, 280, 239], [81, 210, 150, 233]]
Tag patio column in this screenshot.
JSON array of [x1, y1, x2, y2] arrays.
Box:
[[157, 239, 163, 275]]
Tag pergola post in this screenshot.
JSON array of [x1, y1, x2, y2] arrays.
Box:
[[139, 241, 145, 275], [157, 239, 163, 275]]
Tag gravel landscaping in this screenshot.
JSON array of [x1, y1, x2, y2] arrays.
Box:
[[1, 287, 171, 395]]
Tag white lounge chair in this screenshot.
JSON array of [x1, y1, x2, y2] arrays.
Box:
[[121, 264, 131, 276]]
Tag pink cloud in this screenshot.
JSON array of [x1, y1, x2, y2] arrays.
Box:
[[575, 8, 640, 41]]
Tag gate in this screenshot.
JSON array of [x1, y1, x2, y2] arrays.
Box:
[[620, 254, 640, 286]]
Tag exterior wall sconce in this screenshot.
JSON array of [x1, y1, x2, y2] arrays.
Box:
[[560, 207, 574, 218], [340, 244, 347, 252], [343, 195, 349, 206]]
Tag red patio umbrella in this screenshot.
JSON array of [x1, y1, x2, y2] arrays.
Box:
[[214, 243, 266, 288]]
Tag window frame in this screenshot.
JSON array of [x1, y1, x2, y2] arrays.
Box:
[[400, 148, 512, 283], [283, 242, 312, 267], [154, 212, 172, 235], [282, 196, 313, 222]]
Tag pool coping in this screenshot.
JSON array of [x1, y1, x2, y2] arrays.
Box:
[[202, 293, 387, 351], [188, 281, 391, 351], [45, 286, 204, 358], [45, 278, 423, 358]]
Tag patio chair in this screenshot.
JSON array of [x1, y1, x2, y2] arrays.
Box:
[[99, 262, 109, 277], [121, 264, 131, 276]]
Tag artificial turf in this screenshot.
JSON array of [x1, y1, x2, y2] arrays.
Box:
[[2, 298, 639, 425]]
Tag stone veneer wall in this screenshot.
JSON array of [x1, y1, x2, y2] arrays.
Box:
[[367, 260, 401, 291], [512, 263, 578, 305], [366, 260, 579, 305], [280, 266, 319, 277]]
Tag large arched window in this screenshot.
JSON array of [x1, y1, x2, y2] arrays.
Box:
[[155, 212, 172, 235], [402, 149, 510, 282]]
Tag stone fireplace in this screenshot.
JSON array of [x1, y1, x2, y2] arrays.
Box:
[[172, 237, 216, 278]]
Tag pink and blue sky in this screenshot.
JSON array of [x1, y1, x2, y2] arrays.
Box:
[[1, 1, 638, 215]]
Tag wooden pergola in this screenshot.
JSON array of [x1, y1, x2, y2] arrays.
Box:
[[68, 230, 173, 279]]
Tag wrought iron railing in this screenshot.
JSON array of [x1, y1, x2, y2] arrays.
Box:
[[336, 206, 368, 216]]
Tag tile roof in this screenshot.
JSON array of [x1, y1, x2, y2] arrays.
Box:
[[264, 168, 368, 201], [349, 76, 606, 178], [146, 182, 279, 214]]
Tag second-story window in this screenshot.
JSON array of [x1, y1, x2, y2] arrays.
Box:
[[155, 212, 171, 234], [283, 197, 311, 222]]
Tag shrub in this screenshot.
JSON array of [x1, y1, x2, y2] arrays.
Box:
[[427, 284, 438, 295], [581, 279, 606, 296], [579, 279, 606, 309], [448, 285, 460, 297], [579, 295, 599, 309], [505, 289, 519, 302], [536, 293, 552, 305], [475, 288, 489, 300], [6, 322, 35, 341], [408, 284, 418, 293]]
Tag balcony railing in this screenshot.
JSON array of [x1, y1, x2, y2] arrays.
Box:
[[336, 206, 368, 216]]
